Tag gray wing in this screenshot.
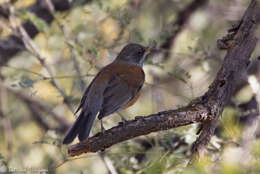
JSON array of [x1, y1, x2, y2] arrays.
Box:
[[97, 76, 139, 120], [74, 77, 96, 115]]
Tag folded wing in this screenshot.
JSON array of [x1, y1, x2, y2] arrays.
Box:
[[98, 71, 144, 120]]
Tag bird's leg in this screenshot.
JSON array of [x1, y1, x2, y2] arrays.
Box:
[[100, 120, 105, 134], [117, 112, 128, 124]]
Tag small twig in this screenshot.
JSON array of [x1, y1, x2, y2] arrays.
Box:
[[27, 102, 53, 131], [0, 84, 13, 155], [160, 0, 208, 59], [0, 0, 72, 65], [238, 75, 260, 166], [54, 18, 86, 91], [2, 65, 95, 80], [8, 5, 74, 112], [100, 152, 119, 174], [1, 83, 70, 132]]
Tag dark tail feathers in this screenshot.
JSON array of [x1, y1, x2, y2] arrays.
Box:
[[62, 111, 96, 144]]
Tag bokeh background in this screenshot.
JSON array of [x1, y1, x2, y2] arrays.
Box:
[[0, 0, 260, 173]]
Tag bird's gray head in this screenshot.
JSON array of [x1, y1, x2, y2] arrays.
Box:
[[115, 43, 152, 66]]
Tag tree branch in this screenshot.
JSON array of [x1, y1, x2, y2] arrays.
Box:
[[7, 4, 76, 111], [192, 0, 258, 156], [0, 0, 94, 66], [160, 0, 208, 59], [67, 0, 258, 157], [68, 106, 208, 156], [1, 84, 70, 133]]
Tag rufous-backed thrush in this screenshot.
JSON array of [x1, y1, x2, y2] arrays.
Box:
[[63, 43, 152, 144]]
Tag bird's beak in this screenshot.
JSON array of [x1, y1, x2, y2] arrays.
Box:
[[143, 46, 153, 59]]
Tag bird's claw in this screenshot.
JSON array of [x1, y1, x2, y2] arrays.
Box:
[[119, 119, 128, 125]]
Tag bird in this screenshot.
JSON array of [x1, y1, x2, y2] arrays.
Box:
[[63, 43, 152, 144]]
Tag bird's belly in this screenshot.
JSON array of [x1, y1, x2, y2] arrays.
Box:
[[122, 90, 141, 109]]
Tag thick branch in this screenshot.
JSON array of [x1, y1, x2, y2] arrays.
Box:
[[68, 106, 209, 156], [191, 0, 258, 154], [68, 0, 258, 157]]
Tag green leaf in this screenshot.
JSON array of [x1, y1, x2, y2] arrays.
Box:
[[19, 76, 34, 88], [168, 71, 187, 83], [143, 155, 167, 174]]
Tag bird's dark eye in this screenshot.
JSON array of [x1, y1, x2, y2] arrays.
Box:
[[138, 50, 144, 55]]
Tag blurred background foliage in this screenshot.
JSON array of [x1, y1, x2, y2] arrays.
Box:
[[0, 0, 260, 173]]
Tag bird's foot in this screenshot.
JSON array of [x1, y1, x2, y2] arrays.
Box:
[[119, 119, 129, 125], [100, 120, 106, 134], [117, 112, 128, 125]]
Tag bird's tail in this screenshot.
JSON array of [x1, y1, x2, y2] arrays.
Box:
[[62, 111, 96, 144], [78, 111, 96, 142]]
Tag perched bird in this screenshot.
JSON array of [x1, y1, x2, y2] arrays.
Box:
[[63, 43, 152, 144]]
